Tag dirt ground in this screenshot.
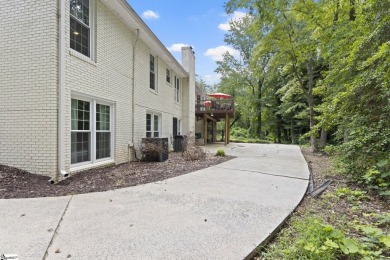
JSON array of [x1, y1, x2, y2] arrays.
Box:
[[299, 147, 389, 217], [0, 152, 232, 199]]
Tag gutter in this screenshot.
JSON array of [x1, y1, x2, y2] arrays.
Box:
[[57, 0, 69, 179], [130, 29, 140, 160]]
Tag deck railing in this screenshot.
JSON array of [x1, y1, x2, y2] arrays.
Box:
[[195, 99, 235, 113]]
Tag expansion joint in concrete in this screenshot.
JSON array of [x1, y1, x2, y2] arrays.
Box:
[[217, 167, 309, 181], [42, 195, 73, 260]]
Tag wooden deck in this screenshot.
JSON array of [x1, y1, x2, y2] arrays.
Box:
[[195, 99, 235, 120], [195, 99, 235, 145]]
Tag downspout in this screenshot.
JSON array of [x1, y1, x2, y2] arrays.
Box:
[[130, 29, 140, 162], [57, 0, 68, 179]]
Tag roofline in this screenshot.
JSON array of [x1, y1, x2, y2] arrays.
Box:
[[118, 0, 189, 77]]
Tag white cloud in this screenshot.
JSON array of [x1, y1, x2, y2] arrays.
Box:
[[204, 46, 240, 61], [204, 74, 222, 85], [218, 11, 247, 32], [142, 10, 159, 20], [167, 43, 190, 52]]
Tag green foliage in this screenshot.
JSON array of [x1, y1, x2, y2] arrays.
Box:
[[230, 127, 250, 139], [223, 0, 390, 196], [363, 159, 390, 196], [261, 215, 373, 259], [261, 214, 389, 259], [215, 149, 226, 157], [334, 187, 368, 202], [229, 127, 272, 143]]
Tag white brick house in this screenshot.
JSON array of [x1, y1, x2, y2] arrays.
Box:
[[0, 0, 196, 180]]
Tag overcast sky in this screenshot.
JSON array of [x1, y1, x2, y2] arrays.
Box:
[[128, 0, 245, 85]]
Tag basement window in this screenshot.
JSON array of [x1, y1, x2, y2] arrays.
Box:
[[71, 98, 113, 165]]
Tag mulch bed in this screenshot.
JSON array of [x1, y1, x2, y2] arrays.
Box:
[[0, 153, 233, 199]]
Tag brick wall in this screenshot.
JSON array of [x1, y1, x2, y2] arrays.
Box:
[[64, 0, 192, 172], [0, 0, 58, 176], [0, 0, 195, 177]]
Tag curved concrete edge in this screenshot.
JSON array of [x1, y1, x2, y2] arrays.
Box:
[[243, 145, 311, 259], [245, 182, 310, 259], [0, 143, 311, 259]]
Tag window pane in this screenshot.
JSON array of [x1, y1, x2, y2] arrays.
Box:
[[71, 132, 90, 164], [96, 132, 110, 159], [150, 55, 154, 71], [70, 0, 89, 26], [154, 115, 159, 132], [166, 69, 170, 83], [96, 104, 110, 131], [146, 114, 151, 131], [70, 17, 90, 57], [150, 72, 155, 90], [71, 99, 90, 130]]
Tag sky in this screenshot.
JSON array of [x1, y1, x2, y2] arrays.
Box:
[[128, 1, 245, 85]]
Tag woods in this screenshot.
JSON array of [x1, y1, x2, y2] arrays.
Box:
[[215, 0, 389, 194]]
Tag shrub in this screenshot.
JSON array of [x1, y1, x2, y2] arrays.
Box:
[[183, 136, 206, 161], [183, 146, 206, 161], [215, 149, 226, 157]]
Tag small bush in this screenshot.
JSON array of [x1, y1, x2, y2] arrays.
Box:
[[215, 149, 226, 157], [183, 146, 206, 161], [183, 136, 206, 161]]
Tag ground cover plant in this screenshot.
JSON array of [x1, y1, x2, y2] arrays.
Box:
[[256, 147, 389, 259]]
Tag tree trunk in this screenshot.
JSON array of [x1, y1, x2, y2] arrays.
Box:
[[256, 79, 262, 138], [349, 0, 356, 21], [334, 0, 340, 22], [291, 117, 296, 144], [276, 96, 282, 143], [319, 129, 328, 149], [307, 58, 318, 153]]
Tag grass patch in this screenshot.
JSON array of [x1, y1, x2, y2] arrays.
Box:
[[215, 149, 226, 157], [229, 137, 272, 144]]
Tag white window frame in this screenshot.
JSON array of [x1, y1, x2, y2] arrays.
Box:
[[69, 0, 95, 61], [150, 54, 157, 92], [174, 76, 181, 103], [166, 68, 171, 85], [146, 112, 161, 138], [71, 94, 114, 169]]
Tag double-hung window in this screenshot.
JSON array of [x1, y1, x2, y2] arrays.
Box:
[[96, 104, 111, 160], [146, 113, 160, 137], [174, 76, 180, 103], [166, 68, 171, 84], [70, 0, 91, 57], [71, 99, 91, 164], [71, 98, 113, 165], [150, 54, 156, 90]]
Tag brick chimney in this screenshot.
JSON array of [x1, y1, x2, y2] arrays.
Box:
[[181, 47, 196, 135]]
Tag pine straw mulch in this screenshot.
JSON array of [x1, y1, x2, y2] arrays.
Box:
[[0, 152, 233, 199]]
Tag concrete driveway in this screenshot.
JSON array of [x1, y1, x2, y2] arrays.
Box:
[[0, 143, 309, 259]]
